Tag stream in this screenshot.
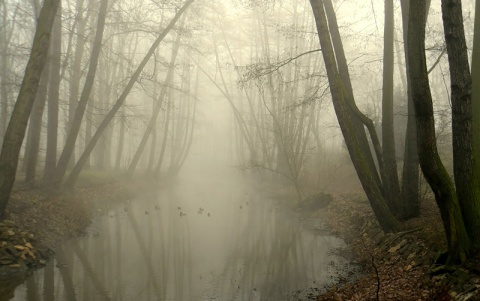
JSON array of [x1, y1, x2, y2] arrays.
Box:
[[4, 161, 357, 300]]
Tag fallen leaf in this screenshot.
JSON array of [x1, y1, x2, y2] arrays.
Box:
[[8, 263, 21, 268]]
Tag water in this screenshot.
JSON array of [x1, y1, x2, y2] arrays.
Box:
[[3, 163, 356, 301]]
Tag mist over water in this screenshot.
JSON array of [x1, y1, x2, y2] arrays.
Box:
[[3, 96, 358, 301], [6, 150, 356, 300]]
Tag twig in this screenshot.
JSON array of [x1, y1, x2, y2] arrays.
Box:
[[371, 254, 380, 301], [427, 47, 447, 74]]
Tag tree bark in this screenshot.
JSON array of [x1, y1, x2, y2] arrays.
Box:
[[408, 0, 470, 263], [24, 57, 50, 185], [441, 0, 480, 253], [472, 0, 480, 184], [399, 0, 420, 220], [382, 0, 401, 213], [0, 0, 60, 219], [309, 0, 400, 233], [323, 0, 383, 190], [43, 2, 62, 181]]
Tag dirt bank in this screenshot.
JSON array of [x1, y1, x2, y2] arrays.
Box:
[[312, 193, 480, 301], [0, 172, 152, 282]]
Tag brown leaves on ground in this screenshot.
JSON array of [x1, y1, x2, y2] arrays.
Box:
[[314, 193, 480, 301], [0, 178, 136, 276]]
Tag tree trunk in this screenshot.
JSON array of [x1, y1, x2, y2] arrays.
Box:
[[63, 0, 194, 189], [0, 0, 60, 219], [66, 0, 87, 169], [441, 0, 480, 253], [154, 99, 172, 176], [0, 3, 10, 146], [126, 24, 183, 177], [309, 0, 400, 233], [52, 0, 108, 183], [85, 90, 94, 169], [472, 0, 480, 185], [94, 66, 107, 169], [323, 0, 383, 190], [381, 0, 401, 213], [399, 0, 420, 220], [43, 2, 62, 181], [115, 97, 125, 170], [408, 0, 470, 263], [24, 58, 50, 185]]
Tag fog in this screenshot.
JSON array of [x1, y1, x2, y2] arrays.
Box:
[[7, 137, 357, 300], [0, 0, 477, 299]]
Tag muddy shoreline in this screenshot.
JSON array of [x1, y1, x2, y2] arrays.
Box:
[[312, 193, 480, 300], [0, 175, 152, 291]]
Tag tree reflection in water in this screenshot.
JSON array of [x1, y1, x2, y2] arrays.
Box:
[[4, 173, 355, 301]]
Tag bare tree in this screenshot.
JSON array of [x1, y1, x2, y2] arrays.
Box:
[[309, 0, 400, 232], [399, 0, 420, 220], [126, 19, 184, 177], [23, 57, 50, 185], [441, 0, 480, 254], [407, 0, 470, 263], [43, 2, 62, 181], [50, 0, 109, 184], [0, 0, 60, 218], [381, 0, 401, 212], [63, 0, 195, 189]]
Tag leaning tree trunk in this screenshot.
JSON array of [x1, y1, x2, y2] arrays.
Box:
[[408, 0, 470, 263], [441, 0, 480, 253], [0, 0, 60, 219], [323, 0, 383, 190], [126, 24, 183, 177], [309, 0, 400, 233], [63, 0, 194, 189]]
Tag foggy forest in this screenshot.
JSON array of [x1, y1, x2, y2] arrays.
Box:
[[0, 0, 479, 300]]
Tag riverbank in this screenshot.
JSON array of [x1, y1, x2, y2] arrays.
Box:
[[0, 171, 152, 282], [312, 192, 480, 300]]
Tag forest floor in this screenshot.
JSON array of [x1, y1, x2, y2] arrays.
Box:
[[312, 191, 480, 301]]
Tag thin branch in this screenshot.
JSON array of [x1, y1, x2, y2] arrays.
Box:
[[427, 47, 447, 74], [237, 49, 322, 82], [238, 162, 295, 182]]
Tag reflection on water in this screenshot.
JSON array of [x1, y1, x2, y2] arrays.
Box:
[[3, 167, 356, 301]]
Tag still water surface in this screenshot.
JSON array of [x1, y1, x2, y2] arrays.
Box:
[[6, 164, 356, 300]]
